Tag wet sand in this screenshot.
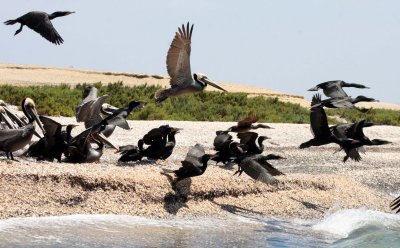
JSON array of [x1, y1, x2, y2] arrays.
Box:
[[0, 119, 398, 220]]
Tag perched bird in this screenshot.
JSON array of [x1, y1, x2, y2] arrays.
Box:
[[155, 22, 227, 103], [163, 144, 214, 182], [25, 116, 77, 162], [237, 131, 269, 155], [391, 196, 400, 214], [234, 154, 285, 185], [308, 80, 369, 98], [299, 94, 362, 161], [4, 11, 74, 45], [0, 98, 44, 160], [228, 116, 272, 133], [331, 120, 392, 162], [65, 130, 115, 163], [311, 95, 377, 113], [118, 126, 181, 162]]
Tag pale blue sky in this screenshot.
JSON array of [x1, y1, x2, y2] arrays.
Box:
[[1, 1, 399, 103]]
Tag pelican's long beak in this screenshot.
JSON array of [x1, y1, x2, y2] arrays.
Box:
[[202, 78, 228, 92], [28, 106, 45, 136], [101, 103, 119, 116], [0, 107, 15, 129], [92, 132, 119, 151]]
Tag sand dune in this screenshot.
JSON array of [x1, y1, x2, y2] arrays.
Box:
[[1, 63, 398, 110]]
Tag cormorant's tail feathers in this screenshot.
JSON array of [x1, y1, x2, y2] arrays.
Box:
[[4, 19, 17, 25]]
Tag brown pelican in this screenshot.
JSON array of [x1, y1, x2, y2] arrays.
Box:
[[234, 154, 285, 185], [4, 11, 74, 45], [228, 116, 272, 133], [0, 98, 44, 160], [237, 131, 269, 155], [299, 94, 362, 161], [331, 120, 391, 162], [391, 196, 400, 213], [311, 95, 377, 113], [25, 116, 77, 162], [163, 144, 215, 182], [308, 80, 369, 98], [155, 22, 227, 103]]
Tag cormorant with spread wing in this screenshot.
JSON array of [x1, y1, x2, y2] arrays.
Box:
[[4, 11, 74, 45]]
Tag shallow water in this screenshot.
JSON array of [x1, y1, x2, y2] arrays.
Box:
[[0, 209, 399, 247]]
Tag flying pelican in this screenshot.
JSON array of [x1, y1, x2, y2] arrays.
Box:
[[311, 95, 377, 113], [162, 144, 215, 182], [237, 132, 269, 155], [0, 98, 44, 160], [299, 94, 362, 161], [308, 80, 369, 98], [233, 154, 285, 185], [391, 196, 400, 214], [155, 22, 227, 103], [4, 11, 74, 45], [25, 116, 77, 162], [228, 116, 272, 133], [330, 120, 391, 162]]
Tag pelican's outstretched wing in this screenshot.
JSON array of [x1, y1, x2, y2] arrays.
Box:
[[166, 22, 194, 86]]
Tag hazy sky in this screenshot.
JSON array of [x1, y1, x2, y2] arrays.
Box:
[[1, 1, 399, 103]]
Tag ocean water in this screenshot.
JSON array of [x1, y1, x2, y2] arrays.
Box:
[[0, 209, 399, 248]]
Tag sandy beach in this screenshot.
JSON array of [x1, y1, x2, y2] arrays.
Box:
[[0, 118, 398, 220]]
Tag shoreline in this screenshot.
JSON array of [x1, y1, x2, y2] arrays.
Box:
[[0, 119, 398, 220]]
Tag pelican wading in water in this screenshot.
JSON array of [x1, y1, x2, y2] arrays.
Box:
[[4, 11, 74, 45], [0, 98, 44, 160], [155, 22, 227, 103]]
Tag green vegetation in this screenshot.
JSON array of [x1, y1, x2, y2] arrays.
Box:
[[0, 82, 398, 125]]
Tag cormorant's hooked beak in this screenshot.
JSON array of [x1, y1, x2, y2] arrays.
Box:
[[171, 127, 183, 133], [308, 86, 319, 91], [91, 132, 119, 151], [66, 11, 75, 15], [201, 78, 228, 92]]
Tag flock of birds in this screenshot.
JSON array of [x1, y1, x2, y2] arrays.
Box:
[[2, 11, 399, 213]]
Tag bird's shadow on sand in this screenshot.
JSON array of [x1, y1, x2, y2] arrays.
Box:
[[289, 197, 328, 213], [210, 199, 265, 216], [162, 173, 192, 215], [116, 160, 158, 167]]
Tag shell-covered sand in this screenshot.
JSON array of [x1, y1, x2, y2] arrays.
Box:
[[1, 63, 399, 110], [0, 118, 398, 220]]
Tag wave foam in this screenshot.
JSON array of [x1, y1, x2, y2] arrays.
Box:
[[312, 208, 400, 237]]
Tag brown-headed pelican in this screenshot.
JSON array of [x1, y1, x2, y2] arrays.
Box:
[[228, 116, 272, 133], [0, 98, 44, 160], [155, 22, 227, 103], [4, 11, 74, 44], [308, 80, 369, 98], [163, 144, 215, 182]]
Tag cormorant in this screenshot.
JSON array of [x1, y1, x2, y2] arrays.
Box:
[[155, 22, 227, 103], [234, 154, 285, 185], [228, 116, 272, 133], [308, 80, 369, 98], [4, 11, 74, 45], [163, 144, 214, 182], [237, 131, 269, 155]]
